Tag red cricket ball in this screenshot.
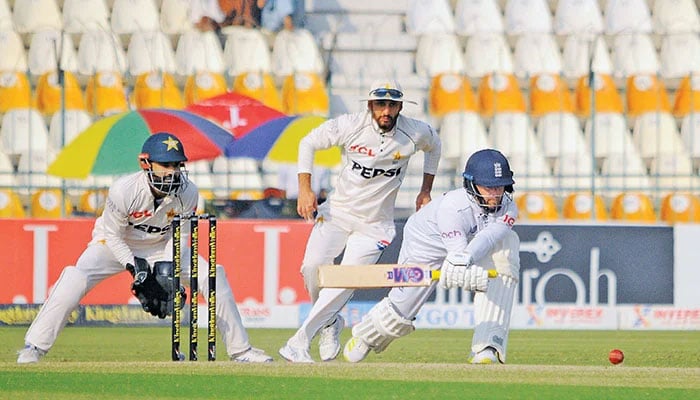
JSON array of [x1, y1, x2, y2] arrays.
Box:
[[609, 349, 624, 365]]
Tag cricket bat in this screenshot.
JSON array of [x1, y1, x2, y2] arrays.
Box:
[[318, 264, 498, 288]]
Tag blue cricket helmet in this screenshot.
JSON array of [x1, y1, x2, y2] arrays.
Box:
[[463, 149, 514, 188], [140, 132, 188, 163]]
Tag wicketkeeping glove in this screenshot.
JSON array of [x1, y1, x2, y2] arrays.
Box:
[[127, 258, 184, 319]]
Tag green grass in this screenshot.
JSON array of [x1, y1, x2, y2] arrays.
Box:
[[1, 327, 699, 399]]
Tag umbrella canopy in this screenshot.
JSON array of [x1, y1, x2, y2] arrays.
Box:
[[47, 109, 234, 179], [225, 115, 341, 167], [185, 92, 286, 138]]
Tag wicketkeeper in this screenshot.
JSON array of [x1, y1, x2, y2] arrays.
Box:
[[343, 149, 520, 364], [17, 133, 272, 363]]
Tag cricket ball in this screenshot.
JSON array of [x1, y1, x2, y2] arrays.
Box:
[[608, 349, 624, 365]]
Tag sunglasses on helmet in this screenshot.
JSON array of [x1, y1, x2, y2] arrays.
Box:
[[370, 88, 404, 100]]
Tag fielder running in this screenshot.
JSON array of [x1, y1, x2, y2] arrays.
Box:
[[279, 79, 442, 362], [17, 133, 272, 363], [343, 149, 520, 364]]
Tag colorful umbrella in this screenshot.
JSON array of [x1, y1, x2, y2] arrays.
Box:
[[225, 115, 341, 167], [185, 92, 286, 138], [47, 109, 234, 179]]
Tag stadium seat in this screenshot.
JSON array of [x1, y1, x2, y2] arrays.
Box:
[[415, 33, 465, 79], [561, 34, 613, 80], [34, 71, 87, 116], [111, 0, 160, 35], [632, 112, 686, 166], [27, 30, 79, 77], [0, 151, 16, 186], [583, 112, 637, 163], [231, 71, 283, 111], [48, 110, 92, 149], [271, 29, 325, 78], [77, 30, 129, 76], [0, 188, 25, 218], [187, 160, 215, 192], [184, 71, 228, 105], [513, 33, 562, 79], [223, 27, 272, 77], [611, 33, 659, 78], [477, 73, 526, 116], [127, 30, 178, 77], [281, 72, 329, 116], [600, 152, 652, 194], [211, 157, 264, 199], [610, 192, 657, 222], [660, 192, 700, 223], [160, 0, 194, 35], [626, 74, 671, 118], [529, 74, 575, 117], [30, 189, 73, 218], [652, 0, 700, 35], [13, 0, 62, 33], [0, 0, 11, 31], [516, 192, 559, 220], [562, 192, 608, 220], [15, 148, 63, 190], [648, 154, 700, 193], [553, 151, 595, 192], [131, 71, 185, 109], [406, 0, 455, 35], [76, 188, 109, 216], [439, 111, 489, 171], [464, 33, 514, 79], [673, 75, 700, 118], [554, 0, 604, 35], [604, 0, 652, 35], [454, 0, 504, 36], [680, 112, 700, 168], [62, 0, 110, 34], [0, 72, 32, 113], [503, 0, 552, 35], [660, 33, 700, 80], [175, 30, 225, 76], [0, 108, 52, 160], [0, 30, 28, 72], [536, 112, 587, 164], [428, 73, 478, 118], [85, 72, 130, 117], [575, 74, 624, 117]]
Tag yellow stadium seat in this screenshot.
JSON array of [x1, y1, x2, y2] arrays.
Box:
[[0, 71, 32, 113], [516, 192, 559, 220], [131, 71, 185, 110], [575, 74, 624, 117], [529, 73, 575, 118], [672, 75, 700, 118], [610, 192, 657, 222], [477, 72, 527, 117], [660, 192, 700, 223], [232, 71, 283, 112], [281, 72, 329, 116], [626, 74, 671, 118], [184, 71, 228, 105], [77, 189, 108, 216], [85, 71, 129, 117], [562, 193, 609, 220], [30, 189, 73, 218], [428, 73, 478, 118], [35, 70, 87, 116], [230, 190, 265, 200], [0, 188, 26, 218]]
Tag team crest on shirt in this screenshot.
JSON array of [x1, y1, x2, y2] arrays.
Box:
[[376, 239, 391, 250], [392, 151, 402, 164]]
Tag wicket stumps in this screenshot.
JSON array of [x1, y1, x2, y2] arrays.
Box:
[[171, 213, 217, 362]]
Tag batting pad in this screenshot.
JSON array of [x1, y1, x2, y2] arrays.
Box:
[[471, 274, 517, 363]]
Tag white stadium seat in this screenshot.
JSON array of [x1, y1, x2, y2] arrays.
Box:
[[62, 0, 110, 34], [27, 29, 79, 76], [111, 0, 161, 34], [13, 0, 62, 33], [454, 0, 504, 36]]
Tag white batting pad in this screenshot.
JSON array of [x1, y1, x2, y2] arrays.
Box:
[[476, 230, 521, 278], [471, 275, 517, 363], [351, 297, 414, 353]]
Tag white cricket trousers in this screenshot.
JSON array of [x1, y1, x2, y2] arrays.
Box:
[[289, 214, 395, 350], [24, 242, 252, 356]]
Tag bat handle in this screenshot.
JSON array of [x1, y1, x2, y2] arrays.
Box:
[[431, 269, 498, 280], [487, 269, 498, 278]]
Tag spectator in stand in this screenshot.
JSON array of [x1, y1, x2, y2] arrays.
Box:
[[258, 0, 305, 32], [190, 0, 261, 32]]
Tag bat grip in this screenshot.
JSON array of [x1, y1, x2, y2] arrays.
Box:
[[431, 269, 498, 280]]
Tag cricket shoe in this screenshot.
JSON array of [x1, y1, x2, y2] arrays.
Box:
[[342, 336, 370, 363], [318, 315, 344, 361], [468, 347, 500, 364], [17, 344, 46, 364], [278, 344, 314, 363], [231, 347, 273, 363]]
